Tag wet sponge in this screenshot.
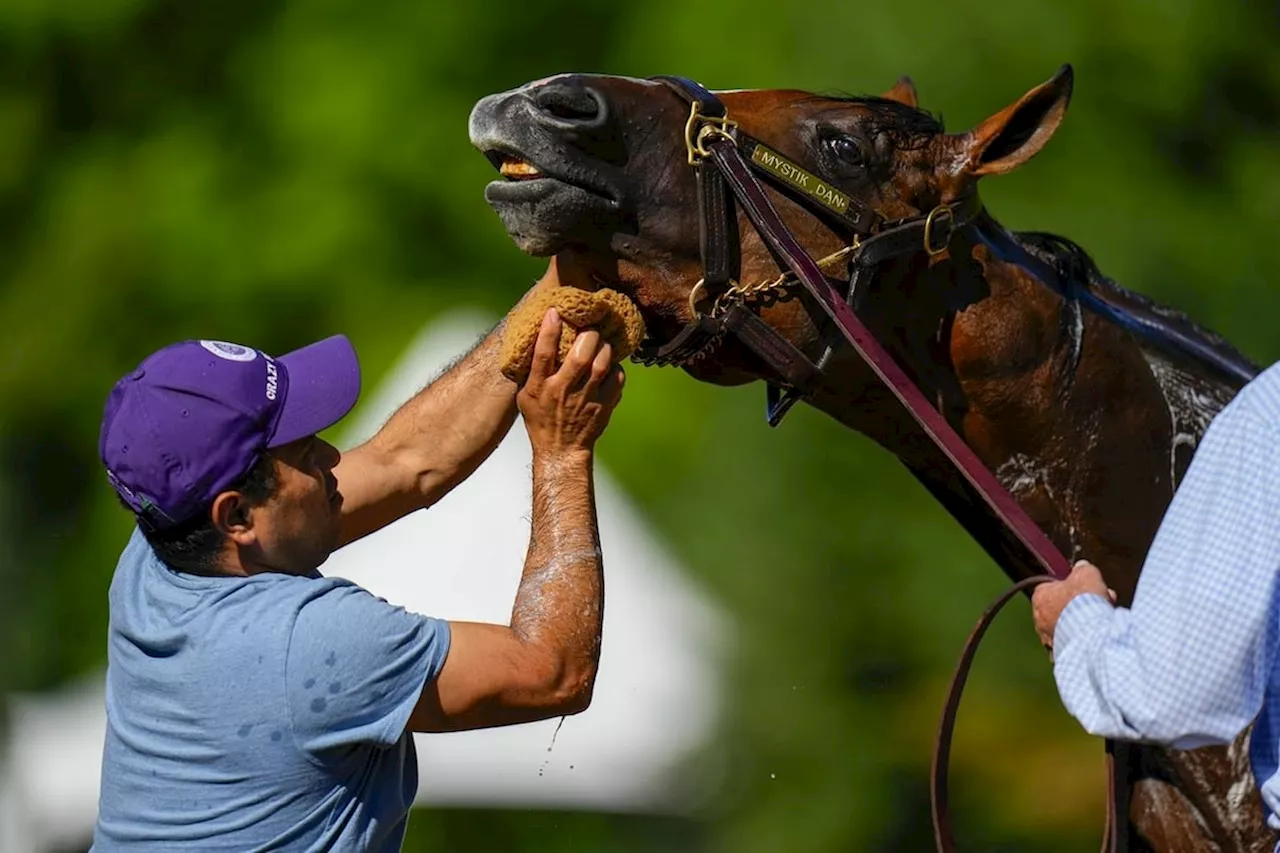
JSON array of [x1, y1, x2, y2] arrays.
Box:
[[500, 286, 647, 384]]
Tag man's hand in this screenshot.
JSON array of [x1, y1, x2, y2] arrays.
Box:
[[517, 308, 625, 456], [1032, 561, 1116, 652]]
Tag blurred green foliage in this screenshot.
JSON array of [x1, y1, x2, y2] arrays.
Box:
[[5, 0, 1280, 850]]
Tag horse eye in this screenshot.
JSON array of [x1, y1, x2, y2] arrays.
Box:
[[827, 135, 865, 167]]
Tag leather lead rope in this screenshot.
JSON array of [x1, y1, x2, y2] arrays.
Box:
[[932, 576, 1119, 853], [698, 132, 1125, 850], [652, 76, 1125, 851]]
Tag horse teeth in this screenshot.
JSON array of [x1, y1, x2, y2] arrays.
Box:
[[500, 158, 542, 179]]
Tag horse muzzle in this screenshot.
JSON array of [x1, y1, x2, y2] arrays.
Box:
[[469, 76, 628, 255]]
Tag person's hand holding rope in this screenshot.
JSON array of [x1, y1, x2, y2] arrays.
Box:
[[1032, 561, 1117, 654]]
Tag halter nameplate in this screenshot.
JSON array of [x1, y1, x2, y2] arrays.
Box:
[[748, 142, 852, 217]]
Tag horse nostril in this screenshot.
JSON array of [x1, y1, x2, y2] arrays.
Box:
[[531, 82, 605, 125]]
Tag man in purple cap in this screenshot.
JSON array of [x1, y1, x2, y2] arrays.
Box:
[[92, 265, 624, 851]]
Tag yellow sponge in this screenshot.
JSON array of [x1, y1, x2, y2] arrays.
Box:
[[501, 286, 647, 384]]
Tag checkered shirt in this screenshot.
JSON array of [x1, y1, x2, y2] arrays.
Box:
[[1054, 360, 1280, 829]]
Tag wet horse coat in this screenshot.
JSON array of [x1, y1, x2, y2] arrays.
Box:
[[470, 68, 1271, 851]]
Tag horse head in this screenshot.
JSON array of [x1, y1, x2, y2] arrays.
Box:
[[468, 68, 1072, 394]]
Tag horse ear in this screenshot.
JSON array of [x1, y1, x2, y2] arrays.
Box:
[[959, 64, 1073, 177], [881, 76, 918, 108]]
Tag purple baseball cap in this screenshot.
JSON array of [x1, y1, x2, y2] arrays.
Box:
[[100, 336, 361, 530]]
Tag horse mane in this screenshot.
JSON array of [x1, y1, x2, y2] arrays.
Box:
[[1013, 230, 1259, 384]]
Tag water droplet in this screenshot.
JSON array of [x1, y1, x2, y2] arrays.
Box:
[[770, 773, 776, 779], [540, 721, 567, 779], [546, 716, 566, 753], [328, 681, 342, 695], [304, 678, 315, 689], [270, 730, 283, 742], [311, 698, 327, 713]]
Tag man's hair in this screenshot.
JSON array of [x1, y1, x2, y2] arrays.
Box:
[[133, 455, 280, 574]]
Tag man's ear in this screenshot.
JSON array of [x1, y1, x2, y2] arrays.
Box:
[[211, 491, 255, 546], [881, 75, 919, 108], [952, 64, 1073, 178]]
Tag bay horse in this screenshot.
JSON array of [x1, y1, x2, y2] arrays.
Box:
[[469, 66, 1270, 852]]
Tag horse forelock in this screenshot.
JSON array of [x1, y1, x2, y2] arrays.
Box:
[[795, 92, 945, 150]]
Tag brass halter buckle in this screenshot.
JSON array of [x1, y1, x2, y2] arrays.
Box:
[[683, 101, 739, 165], [922, 203, 955, 257]]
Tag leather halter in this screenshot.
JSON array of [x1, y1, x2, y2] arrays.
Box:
[[644, 76, 1123, 852], [635, 75, 982, 425]]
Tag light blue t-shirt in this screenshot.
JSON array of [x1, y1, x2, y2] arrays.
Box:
[[92, 528, 451, 851]]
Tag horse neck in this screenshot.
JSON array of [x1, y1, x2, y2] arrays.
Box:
[[799, 212, 1111, 582], [804, 211, 1073, 464]]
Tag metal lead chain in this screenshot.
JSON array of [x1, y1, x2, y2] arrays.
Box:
[[710, 241, 860, 317]]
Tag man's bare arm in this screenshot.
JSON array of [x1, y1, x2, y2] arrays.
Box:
[[408, 314, 624, 732], [411, 452, 603, 730], [332, 257, 590, 545], [333, 323, 519, 546]]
